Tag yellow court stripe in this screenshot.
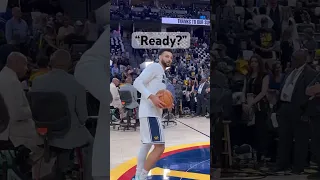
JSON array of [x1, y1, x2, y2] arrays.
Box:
[[110, 142, 210, 180], [150, 167, 210, 179]]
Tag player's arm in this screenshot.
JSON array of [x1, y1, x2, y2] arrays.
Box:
[[133, 64, 157, 98]]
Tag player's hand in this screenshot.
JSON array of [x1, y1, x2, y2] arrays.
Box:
[[149, 94, 166, 109]]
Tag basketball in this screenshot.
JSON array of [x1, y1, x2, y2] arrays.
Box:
[[156, 89, 174, 108]]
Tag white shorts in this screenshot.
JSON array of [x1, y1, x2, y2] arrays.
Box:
[[140, 117, 165, 144]]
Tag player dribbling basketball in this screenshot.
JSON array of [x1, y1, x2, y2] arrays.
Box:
[[132, 49, 173, 180]]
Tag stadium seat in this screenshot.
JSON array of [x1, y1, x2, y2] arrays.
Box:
[[27, 91, 87, 179], [27, 92, 71, 161]]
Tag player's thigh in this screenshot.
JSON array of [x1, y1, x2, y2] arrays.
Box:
[[139, 117, 165, 144]]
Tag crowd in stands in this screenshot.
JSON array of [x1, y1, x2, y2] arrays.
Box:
[[110, 1, 210, 20], [212, 0, 320, 178], [0, 1, 105, 179]]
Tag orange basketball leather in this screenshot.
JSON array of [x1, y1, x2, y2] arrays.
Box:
[[156, 89, 174, 108]]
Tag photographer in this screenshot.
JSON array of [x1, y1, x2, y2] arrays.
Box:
[[172, 78, 183, 116]]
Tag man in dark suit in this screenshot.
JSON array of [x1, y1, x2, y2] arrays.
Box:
[[275, 50, 317, 174], [305, 72, 320, 179], [196, 77, 209, 116]]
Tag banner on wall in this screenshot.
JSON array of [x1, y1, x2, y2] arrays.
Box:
[[0, 0, 8, 13], [161, 17, 210, 26]]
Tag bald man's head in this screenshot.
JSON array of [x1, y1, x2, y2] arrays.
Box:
[[6, 52, 28, 78], [112, 78, 120, 86], [292, 49, 307, 68], [50, 49, 71, 71]]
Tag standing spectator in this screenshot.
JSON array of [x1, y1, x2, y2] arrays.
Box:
[[111, 63, 120, 78], [243, 0, 259, 30], [274, 50, 317, 174], [280, 28, 294, 70], [196, 77, 209, 116], [267, 0, 283, 40], [83, 13, 99, 46], [251, 17, 276, 64], [215, 0, 235, 40], [242, 55, 270, 162], [5, 7, 29, 53]]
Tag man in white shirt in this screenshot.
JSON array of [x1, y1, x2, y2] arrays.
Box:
[[57, 17, 75, 41], [110, 78, 125, 119], [0, 52, 54, 179], [133, 49, 173, 180]]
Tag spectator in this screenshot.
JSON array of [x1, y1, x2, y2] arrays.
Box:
[[242, 54, 270, 162], [5, 7, 28, 45], [110, 78, 125, 119], [251, 17, 276, 61], [57, 17, 74, 42], [31, 49, 93, 180], [28, 55, 50, 85], [83, 13, 99, 44], [280, 28, 295, 70], [0, 52, 54, 179], [274, 50, 316, 174], [267, 0, 283, 40], [196, 77, 209, 116]]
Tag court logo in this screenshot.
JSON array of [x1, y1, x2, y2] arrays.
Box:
[[153, 136, 159, 140]]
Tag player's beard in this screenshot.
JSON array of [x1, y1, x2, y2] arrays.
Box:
[[160, 59, 171, 68]]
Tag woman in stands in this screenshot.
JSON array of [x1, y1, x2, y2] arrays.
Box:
[[242, 54, 270, 162]]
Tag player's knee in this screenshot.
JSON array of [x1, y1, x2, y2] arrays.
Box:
[[154, 144, 165, 153]]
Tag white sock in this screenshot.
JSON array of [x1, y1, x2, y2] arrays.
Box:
[[139, 169, 149, 180], [136, 144, 152, 177]]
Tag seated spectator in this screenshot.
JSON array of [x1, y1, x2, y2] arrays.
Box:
[[0, 52, 54, 179], [40, 23, 58, 56], [110, 78, 125, 119], [57, 17, 74, 43], [119, 76, 139, 109], [31, 49, 93, 180], [29, 55, 50, 86]]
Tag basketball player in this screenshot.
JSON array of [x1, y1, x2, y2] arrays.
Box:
[[132, 49, 173, 180]]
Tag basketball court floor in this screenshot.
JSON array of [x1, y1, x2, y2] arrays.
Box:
[[110, 117, 210, 180]]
